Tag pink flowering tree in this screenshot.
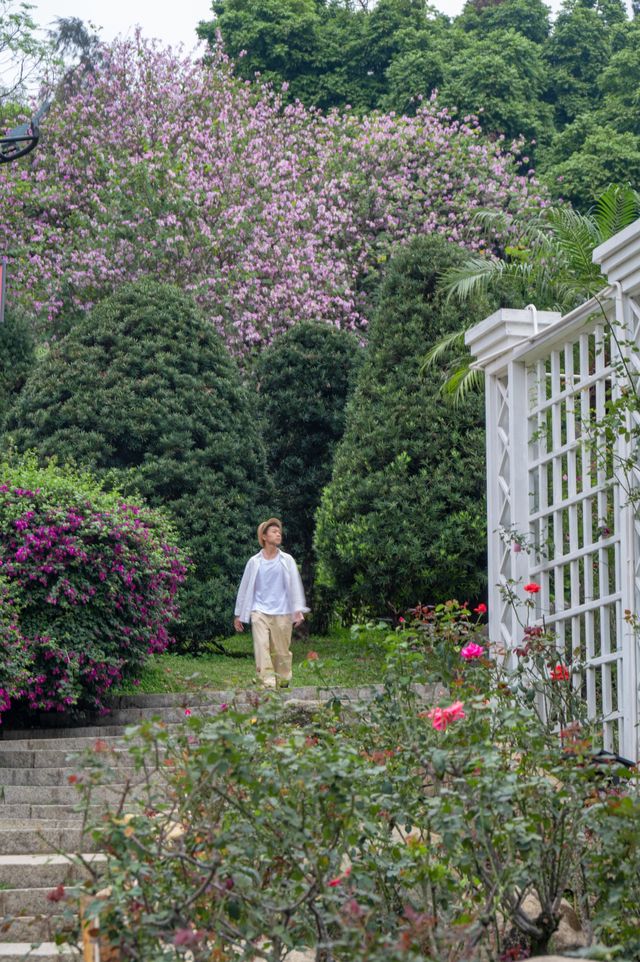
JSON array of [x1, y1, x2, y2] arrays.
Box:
[[0, 37, 546, 355], [0, 456, 187, 718]]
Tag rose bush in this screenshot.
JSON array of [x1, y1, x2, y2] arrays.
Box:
[[0, 456, 187, 716], [59, 590, 639, 960]]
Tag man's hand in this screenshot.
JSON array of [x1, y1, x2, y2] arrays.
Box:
[[292, 611, 304, 627], [233, 617, 244, 632]]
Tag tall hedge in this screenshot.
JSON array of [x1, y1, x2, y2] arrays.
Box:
[[7, 280, 270, 647], [0, 310, 35, 429], [314, 235, 487, 620], [253, 321, 361, 613]]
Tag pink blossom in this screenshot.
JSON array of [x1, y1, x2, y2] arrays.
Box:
[[424, 700, 466, 731], [460, 643, 485, 660], [0, 39, 545, 355]]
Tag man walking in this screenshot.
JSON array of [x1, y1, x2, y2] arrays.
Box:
[[234, 518, 308, 689]]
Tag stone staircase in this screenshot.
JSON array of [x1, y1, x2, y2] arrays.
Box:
[[0, 686, 374, 961]]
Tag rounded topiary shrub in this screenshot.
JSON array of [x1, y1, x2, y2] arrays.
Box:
[[0, 457, 187, 717], [253, 321, 361, 615], [6, 280, 270, 647], [314, 234, 488, 620]]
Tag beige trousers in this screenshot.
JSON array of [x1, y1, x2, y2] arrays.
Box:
[[251, 610, 293, 687]]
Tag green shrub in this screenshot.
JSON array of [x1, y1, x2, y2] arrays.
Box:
[[253, 321, 361, 617], [0, 310, 35, 428], [0, 456, 186, 716], [6, 280, 271, 647], [314, 235, 487, 621], [64, 594, 640, 960]]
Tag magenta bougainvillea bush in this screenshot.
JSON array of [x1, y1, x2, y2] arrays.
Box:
[[0, 38, 547, 355], [0, 458, 187, 718]]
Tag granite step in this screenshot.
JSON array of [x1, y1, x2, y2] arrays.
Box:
[[1, 724, 128, 741], [0, 735, 132, 752], [0, 749, 133, 769], [0, 825, 96, 856], [0, 914, 64, 944], [0, 854, 105, 888], [0, 888, 68, 920], [0, 767, 136, 788], [0, 783, 140, 806], [0, 942, 79, 959], [0, 806, 88, 821]]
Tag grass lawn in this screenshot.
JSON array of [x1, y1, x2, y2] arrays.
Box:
[[115, 628, 387, 694]]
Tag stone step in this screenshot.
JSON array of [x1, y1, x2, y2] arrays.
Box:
[[0, 854, 105, 888], [0, 783, 137, 806], [0, 943, 78, 960], [1, 724, 128, 741], [0, 684, 393, 743], [0, 767, 135, 788], [0, 825, 95, 855], [0, 914, 63, 944], [0, 806, 86, 821], [0, 888, 66, 919], [95, 705, 233, 726], [107, 689, 239, 709], [0, 749, 132, 769], [0, 735, 129, 752]]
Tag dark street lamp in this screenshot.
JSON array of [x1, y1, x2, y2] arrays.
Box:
[[0, 99, 50, 164], [0, 99, 50, 320]]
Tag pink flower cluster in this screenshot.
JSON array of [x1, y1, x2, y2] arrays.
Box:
[[0, 479, 187, 718], [0, 38, 546, 355], [424, 700, 466, 731]]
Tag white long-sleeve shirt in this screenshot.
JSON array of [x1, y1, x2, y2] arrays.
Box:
[[234, 550, 309, 624]]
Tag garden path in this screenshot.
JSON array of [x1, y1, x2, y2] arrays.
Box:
[[0, 687, 373, 960]]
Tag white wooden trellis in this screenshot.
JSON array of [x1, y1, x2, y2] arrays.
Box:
[[465, 218, 640, 762]]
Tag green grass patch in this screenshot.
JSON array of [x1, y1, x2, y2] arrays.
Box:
[[115, 628, 387, 694]]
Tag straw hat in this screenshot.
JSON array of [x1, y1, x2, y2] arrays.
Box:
[[257, 517, 283, 546]]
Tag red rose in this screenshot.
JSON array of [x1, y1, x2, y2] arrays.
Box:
[[524, 583, 541, 594], [550, 664, 570, 682]]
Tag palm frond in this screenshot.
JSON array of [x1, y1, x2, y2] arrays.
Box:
[[545, 207, 601, 289], [439, 358, 485, 406], [421, 329, 467, 372], [471, 206, 549, 249], [593, 183, 640, 242], [440, 256, 506, 303]]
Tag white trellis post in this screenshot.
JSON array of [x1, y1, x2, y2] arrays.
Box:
[[465, 309, 560, 662], [593, 219, 640, 760]]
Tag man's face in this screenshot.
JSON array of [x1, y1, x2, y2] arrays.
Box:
[[264, 525, 282, 547]]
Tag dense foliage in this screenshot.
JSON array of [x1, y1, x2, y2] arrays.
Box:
[[0, 457, 186, 717], [202, 0, 640, 210], [0, 35, 543, 355], [0, 310, 34, 428], [314, 236, 488, 620], [6, 280, 270, 647], [253, 321, 361, 612], [63, 593, 640, 960]]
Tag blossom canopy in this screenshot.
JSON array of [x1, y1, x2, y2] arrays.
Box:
[[0, 37, 546, 354]]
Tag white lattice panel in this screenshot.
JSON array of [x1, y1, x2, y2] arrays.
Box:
[[526, 320, 624, 752]]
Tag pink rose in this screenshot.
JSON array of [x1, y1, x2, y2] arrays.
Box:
[[425, 700, 466, 731], [460, 643, 484, 660]]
